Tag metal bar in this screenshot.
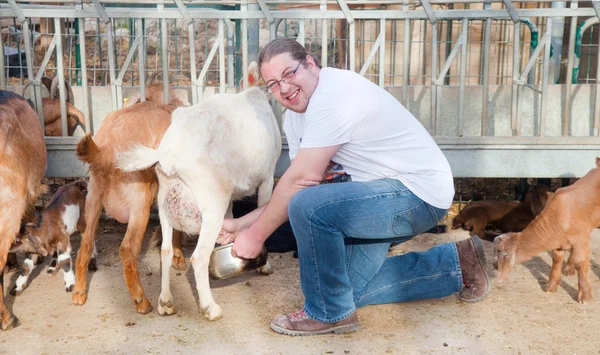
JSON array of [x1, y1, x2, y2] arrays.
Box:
[[419, 0, 438, 24], [321, 0, 328, 67], [6, 0, 26, 22], [161, 18, 169, 104], [335, 0, 355, 24], [511, 22, 520, 134], [358, 30, 383, 75], [197, 30, 221, 88], [18, 19, 40, 119], [434, 30, 467, 85], [431, 22, 437, 135], [189, 22, 199, 104], [519, 31, 550, 81], [403, 18, 410, 105], [482, 17, 491, 136], [106, 20, 118, 110], [298, 19, 305, 46], [54, 17, 68, 137], [256, 0, 275, 24], [90, 0, 110, 23], [349, 20, 355, 71], [593, 0, 600, 19], [540, 20, 552, 137], [35, 35, 57, 80], [502, 0, 519, 22], [116, 36, 142, 84], [596, 27, 600, 135], [242, 1, 248, 89], [523, 82, 542, 94], [219, 19, 225, 93], [78, 18, 91, 134], [0, 27, 5, 89], [563, 12, 577, 136], [378, 18, 385, 87], [172, 0, 193, 25], [137, 19, 145, 104], [458, 18, 467, 137]]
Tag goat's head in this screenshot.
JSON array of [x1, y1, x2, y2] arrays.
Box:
[[10, 225, 48, 256], [526, 184, 554, 216], [493, 232, 519, 282], [239, 61, 264, 90]]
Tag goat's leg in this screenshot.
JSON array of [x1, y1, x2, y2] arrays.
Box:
[[72, 177, 103, 306], [119, 191, 153, 314], [5, 253, 18, 273], [58, 246, 75, 293], [256, 177, 275, 276], [563, 247, 576, 276], [171, 230, 186, 271], [88, 243, 98, 272], [571, 243, 593, 303], [157, 207, 176, 316], [10, 253, 37, 296], [77, 202, 97, 272], [545, 249, 565, 293], [0, 197, 26, 330], [47, 251, 59, 275]]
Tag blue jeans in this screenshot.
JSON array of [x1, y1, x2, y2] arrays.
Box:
[[288, 178, 463, 323]]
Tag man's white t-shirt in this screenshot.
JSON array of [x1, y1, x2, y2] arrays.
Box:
[[283, 67, 455, 209]]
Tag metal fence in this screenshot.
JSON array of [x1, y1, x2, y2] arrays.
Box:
[[1, 0, 600, 178]]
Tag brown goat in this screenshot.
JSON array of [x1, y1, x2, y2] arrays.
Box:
[[72, 100, 186, 314], [9, 180, 89, 296], [451, 200, 519, 238], [490, 184, 554, 236], [41, 98, 85, 136], [0, 90, 47, 330], [494, 158, 600, 303]]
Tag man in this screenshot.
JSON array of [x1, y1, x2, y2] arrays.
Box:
[[217, 37, 491, 336]]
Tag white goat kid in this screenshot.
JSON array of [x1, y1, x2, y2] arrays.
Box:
[[117, 87, 281, 321]]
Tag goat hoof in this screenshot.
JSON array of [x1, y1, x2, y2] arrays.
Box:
[[135, 297, 153, 315], [1, 314, 21, 331], [71, 290, 88, 305], [158, 299, 177, 316], [577, 292, 593, 304], [544, 284, 558, 293], [201, 304, 222, 321], [257, 261, 273, 276], [65, 285, 74, 293], [9, 287, 22, 297], [171, 256, 187, 271], [88, 258, 98, 272], [562, 267, 576, 276], [46, 267, 58, 275]]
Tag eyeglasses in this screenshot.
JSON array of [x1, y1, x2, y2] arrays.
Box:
[[265, 59, 305, 93]]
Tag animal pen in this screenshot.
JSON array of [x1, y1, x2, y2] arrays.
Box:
[[1, 0, 600, 180]]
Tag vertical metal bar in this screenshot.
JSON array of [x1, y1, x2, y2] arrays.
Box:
[[137, 19, 145, 103], [298, 20, 305, 46], [595, 28, 600, 136], [379, 19, 386, 87], [511, 22, 520, 135], [54, 17, 68, 137], [431, 22, 438, 135], [458, 18, 468, 137], [563, 14, 578, 136], [242, 1, 249, 90], [540, 20, 552, 137], [482, 18, 492, 136], [78, 19, 91, 134], [403, 18, 410, 105], [106, 21, 118, 111], [219, 19, 225, 93], [189, 22, 198, 104], [349, 21, 355, 72], [321, 0, 328, 67], [0, 30, 5, 89], [161, 18, 169, 103]]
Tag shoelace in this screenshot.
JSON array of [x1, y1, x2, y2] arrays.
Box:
[[288, 309, 309, 321]]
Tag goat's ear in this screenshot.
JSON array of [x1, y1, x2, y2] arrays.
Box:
[[240, 61, 263, 90], [493, 234, 507, 244], [28, 234, 48, 257]]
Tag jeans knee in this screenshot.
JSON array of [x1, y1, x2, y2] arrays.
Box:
[[288, 188, 313, 224]]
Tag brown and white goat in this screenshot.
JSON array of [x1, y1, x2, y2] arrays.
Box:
[[494, 158, 600, 303], [0, 90, 47, 330], [72, 98, 186, 314], [451, 200, 519, 238], [117, 74, 281, 321], [9, 180, 90, 296]]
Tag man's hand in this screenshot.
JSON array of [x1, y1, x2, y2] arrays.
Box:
[[231, 229, 264, 260], [217, 218, 244, 245]]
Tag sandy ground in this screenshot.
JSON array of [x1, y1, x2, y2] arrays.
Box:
[[2, 219, 600, 355]]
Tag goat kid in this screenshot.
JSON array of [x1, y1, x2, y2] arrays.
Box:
[[494, 158, 600, 303], [451, 200, 519, 238], [0, 90, 47, 330], [117, 82, 282, 321], [9, 180, 92, 295]]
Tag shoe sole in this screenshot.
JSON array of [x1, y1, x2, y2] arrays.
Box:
[[459, 235, 492, 303], [269, 321, 360, 336]]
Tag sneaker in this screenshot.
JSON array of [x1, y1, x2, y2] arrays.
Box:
[[269, 309, 360, 336], [455, 235, 492, 302]]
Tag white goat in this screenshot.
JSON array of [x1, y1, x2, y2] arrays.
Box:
[[116, 86, 282, 321]]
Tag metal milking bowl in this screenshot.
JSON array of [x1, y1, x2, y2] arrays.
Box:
[[208, 243, 268, 280]]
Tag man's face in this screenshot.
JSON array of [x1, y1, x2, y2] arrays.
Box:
[[260, 53, 319, 113]]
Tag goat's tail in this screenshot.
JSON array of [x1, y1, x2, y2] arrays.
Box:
[[115, 144, 163, 173], [76, 134, 112, 171]]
